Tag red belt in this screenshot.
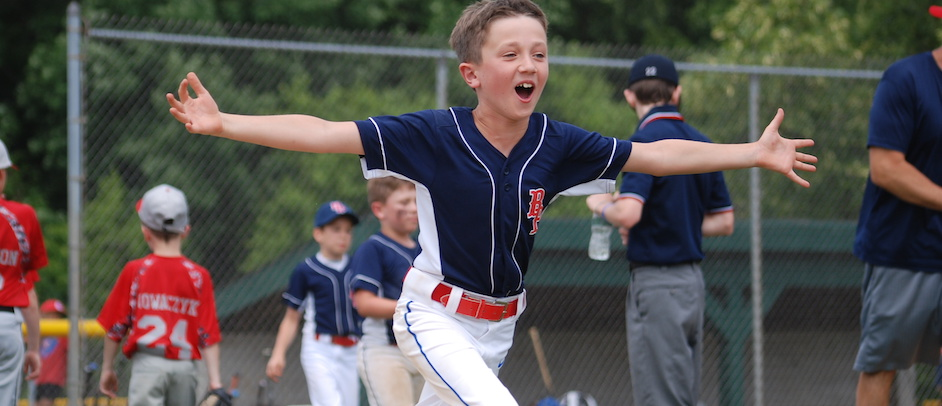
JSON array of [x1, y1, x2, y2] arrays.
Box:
[[431, 283, 518, 322], [315, 333, 359, 347]]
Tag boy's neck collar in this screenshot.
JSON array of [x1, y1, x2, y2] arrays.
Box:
[[634, 102, 674, 120]]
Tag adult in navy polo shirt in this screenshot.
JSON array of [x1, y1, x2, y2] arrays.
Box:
[[853, 9, 942, 405], [586, 54, 733, 406]]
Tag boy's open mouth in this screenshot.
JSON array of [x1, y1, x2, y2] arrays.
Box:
[[515, 83, 534, 99]]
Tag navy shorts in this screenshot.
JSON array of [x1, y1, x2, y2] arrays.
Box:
[[35, 383, 63, 401], [854, 264, 942, 372]]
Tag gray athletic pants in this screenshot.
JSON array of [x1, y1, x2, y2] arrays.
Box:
[[627, 262, 704, 406], [0, 308, 24, 406]]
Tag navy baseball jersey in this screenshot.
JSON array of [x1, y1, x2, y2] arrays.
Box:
[[619, 105, 732, 264], [356, 107, 632, 297], [283, 253, 361, 337], [855, 51, 942, 271], [350, 232, 421, 345]]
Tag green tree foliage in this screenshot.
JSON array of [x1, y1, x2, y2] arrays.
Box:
[[33, 209, 69, 305]]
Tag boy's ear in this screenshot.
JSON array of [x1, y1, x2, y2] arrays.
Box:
[[671, 85, 683, 105], [459, 62, 480, 89], [370, 201, 385, 218], [623, 89, 638, 110]]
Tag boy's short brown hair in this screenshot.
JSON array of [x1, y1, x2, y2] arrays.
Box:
[[450, 0, 547, 64], [367, 177, 415, 205], [628, 79, 676, 106]]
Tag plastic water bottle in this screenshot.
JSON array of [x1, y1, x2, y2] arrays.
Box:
[[588, 213, 612, 261]]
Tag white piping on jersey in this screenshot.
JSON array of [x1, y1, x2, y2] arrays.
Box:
[[557, 137, 619, 197], [352, 234, 413, 298], [353, 274, 383, 298], [371, 234, 415, 262], [450, 107, 499, 293], [510, 114, 549, 293], [366, 118, 389, 170], [597, 137, 618, 179], [299, 256, 352, 337]]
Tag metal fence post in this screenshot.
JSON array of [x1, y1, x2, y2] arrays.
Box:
[[749, 73, 765, 406], [66, 2, 85, 406]]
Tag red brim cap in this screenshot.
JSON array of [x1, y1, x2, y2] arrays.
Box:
[[931, 5, 942, 18]]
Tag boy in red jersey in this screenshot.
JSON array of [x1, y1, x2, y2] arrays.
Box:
[[98, 184, 223, 406], [0, 138, 47, 406]]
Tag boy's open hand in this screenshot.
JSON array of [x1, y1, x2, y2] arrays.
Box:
[[100, 369, 119, 398], [757, 108, 817, 187], [166, 72, 224, 136]]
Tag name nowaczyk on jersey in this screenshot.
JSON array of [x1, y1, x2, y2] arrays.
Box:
[[135, 292, 200, 317]]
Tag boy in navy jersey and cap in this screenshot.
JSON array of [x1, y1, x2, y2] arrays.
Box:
[[266, 200, 361, 406], [587, 54, 734, 406], [168, 1, 816, 403]]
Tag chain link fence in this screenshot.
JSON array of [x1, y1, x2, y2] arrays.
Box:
[[58, 4, 931, 406]]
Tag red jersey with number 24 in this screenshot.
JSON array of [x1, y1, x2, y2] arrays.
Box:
[[0, 199, 48, 307], [97, 254, 221, 360]]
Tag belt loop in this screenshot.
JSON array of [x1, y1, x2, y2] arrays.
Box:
[[443, 284, 463, 314]]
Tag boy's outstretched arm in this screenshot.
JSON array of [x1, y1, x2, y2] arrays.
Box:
[[624, 109, 817, 187], [166, 72, 365, 155]]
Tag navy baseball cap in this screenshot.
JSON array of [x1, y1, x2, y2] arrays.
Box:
[[314, 200, 359, 228], [628, 54, 679, 87]]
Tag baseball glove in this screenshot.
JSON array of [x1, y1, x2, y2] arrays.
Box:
[[198, 388, 234, 406]]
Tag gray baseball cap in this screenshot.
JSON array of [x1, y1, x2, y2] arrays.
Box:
[[137, 184, 189, 234], [0, 139, 14, 170]]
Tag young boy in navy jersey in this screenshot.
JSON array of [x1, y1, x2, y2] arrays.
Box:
[[266, 200, 361, 406], [351, 177, 422, 406], [168, 1, 816, 402], [586, 54, 734, 406]]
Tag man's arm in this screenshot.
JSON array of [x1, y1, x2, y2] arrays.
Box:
[[166, 72, 364, 155], [265, 307, 301, 382], [586, 194, 643, 230], [352, 290, 397, 319], [702, 210, 734, 237], [869, 147, 942, 211], [22, 288, 41, 380], [625, 109, 816, 187]]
